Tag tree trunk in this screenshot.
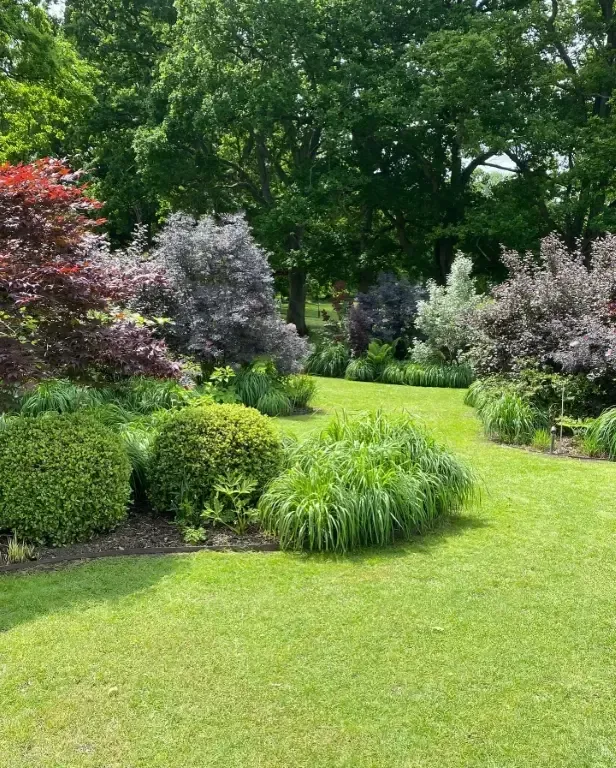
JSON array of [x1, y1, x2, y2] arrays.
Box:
[[434, 236, 455, 283], [286, 268, 308, 336]]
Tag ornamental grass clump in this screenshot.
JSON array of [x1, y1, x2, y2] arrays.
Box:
[[477, 391, 543, 445], [405, 363, 474, 388], [305, 343, 350, 377], [586, 407, 616, 459], [258, 411, 475, 552]]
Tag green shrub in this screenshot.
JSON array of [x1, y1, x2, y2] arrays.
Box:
[[305, 343, 350, 378], [0, 414, 131, 545], [513, 369, 606, 420], [587, 407, 616, 459], [281, 374, 317, 409], [477, 392, 543, 444], [148, 404, 282, 513], [259, 410, 475, 552], [256, 389, 293, 417], [345, 357, 375, 381]]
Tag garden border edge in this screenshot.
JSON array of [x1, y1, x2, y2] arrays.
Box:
[[0, 542, 280, 574]]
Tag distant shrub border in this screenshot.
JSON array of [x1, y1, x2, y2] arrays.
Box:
[[307, 347, 474, 389]]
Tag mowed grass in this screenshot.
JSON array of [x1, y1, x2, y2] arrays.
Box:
[[2, 379, 616, 767]]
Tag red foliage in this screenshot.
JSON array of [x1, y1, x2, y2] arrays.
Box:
[[0, 159, 178, 383]]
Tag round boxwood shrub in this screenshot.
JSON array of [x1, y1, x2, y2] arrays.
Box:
[[148, 404, 283, 513], [0, 413, 131, 545]]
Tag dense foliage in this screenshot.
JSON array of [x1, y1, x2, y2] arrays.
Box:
[[148, 404, 282, 515], [348, 274, 422, 355], [0, 0, 93, 162], [0, 412, 130, 544], [470, 235, 616, 378], [259, 411, 475, 552], [147, 213, 309, 373], [0, 160, 177, 384], [411, 255, 481, 365]]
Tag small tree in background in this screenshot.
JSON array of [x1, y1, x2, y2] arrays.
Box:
[[348, 273, 423, 355], [470, 234, 616, 377], [0, 159, 177, 384], [410, 254, 481, 364], [148, 213, 309, 374]]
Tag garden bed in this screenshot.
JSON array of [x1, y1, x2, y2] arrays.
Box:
[[0, 509, 278, 572]]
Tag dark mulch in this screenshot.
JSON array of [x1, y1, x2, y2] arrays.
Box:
[[0, 508, 278, 571], [510, 436, 608, 462]]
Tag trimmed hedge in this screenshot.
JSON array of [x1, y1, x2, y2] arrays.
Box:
[[148, 404, 282, 513], [0, 414, 131, 545]]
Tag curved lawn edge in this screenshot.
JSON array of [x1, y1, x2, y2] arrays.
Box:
[[0, 542, 280, 574]]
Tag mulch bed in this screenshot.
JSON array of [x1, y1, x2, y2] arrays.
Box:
[[0, 509, 279, 573], [499, 436, 609, 462]]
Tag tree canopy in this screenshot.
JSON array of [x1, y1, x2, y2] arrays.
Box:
[[2, 0, 615, 331]]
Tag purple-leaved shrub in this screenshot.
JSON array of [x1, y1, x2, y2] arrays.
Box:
[[147, 212, 309, 374], [348, 273, 423, 355], [470, 234, 616, 378]]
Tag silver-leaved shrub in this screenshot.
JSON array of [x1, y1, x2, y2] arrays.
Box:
[[410, 254, 481, 364], [470, 234, 616, 377], [147, 212, 309, 373]]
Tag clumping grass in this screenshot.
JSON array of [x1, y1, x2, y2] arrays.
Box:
[[19, 380, 103, 415], [531, 428, 552, 452], [256, 389, 293, 417], [234, 367, 274, 408], [379, 361, 407, 385], [3, 535, 36, 564], [3, 378, 616, 767], [305, 343, 350, 377], [259, 411, 474, 552], [476, 391, 542, 444], [281, 374, 316, 409], [587, 407, 616, 459], [345, 357, 376, 382], [118, 427, 154, 496], [405, 363, 474, 388], [579, 430, 605, 458]]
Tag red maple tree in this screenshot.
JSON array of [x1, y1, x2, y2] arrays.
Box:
[[0, 159, 177, 383]]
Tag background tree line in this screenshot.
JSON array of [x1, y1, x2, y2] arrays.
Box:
[[3, 0, 616, 333]]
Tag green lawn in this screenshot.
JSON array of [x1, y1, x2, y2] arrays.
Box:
[[3, 379, 616, 767]]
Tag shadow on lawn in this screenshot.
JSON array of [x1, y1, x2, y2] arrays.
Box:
[[286, 512, 489, 566], [0, 553, 192, 634]]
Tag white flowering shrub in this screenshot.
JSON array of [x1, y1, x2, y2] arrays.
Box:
[[148, 212, 309, 374], [410, 254, 481, 364]]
